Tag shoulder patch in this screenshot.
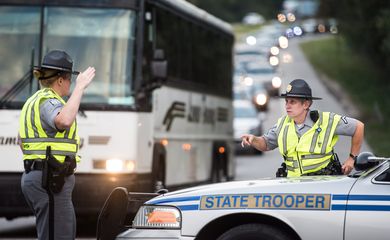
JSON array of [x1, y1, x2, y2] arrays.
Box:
[[341, 116, 348, 124], [48, 99, 62, 106]]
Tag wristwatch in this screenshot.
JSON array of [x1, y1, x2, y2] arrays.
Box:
[[349, 153, 358, 161]]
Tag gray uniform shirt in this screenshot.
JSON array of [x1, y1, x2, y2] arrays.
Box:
[[39, 98, 64, 137], [263, 111, 358, 150]]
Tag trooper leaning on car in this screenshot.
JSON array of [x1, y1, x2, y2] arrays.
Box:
[[18, 50, 95, 240], [241, 79, 364, 177]]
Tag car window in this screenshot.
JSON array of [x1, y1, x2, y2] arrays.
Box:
[[234, 106, 257, 118], [246, 67, 274, 74], [374, 167, 390, 182], [235, 50, 262, 56]]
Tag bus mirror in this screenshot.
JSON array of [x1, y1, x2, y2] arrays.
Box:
[[151, 49, 167, 80]]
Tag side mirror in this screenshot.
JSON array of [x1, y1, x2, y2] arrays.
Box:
[[96, 187, 159, 240], [151, 49, 167, 80], [96, 187, 128, 240], [354, 152, 385, 171]]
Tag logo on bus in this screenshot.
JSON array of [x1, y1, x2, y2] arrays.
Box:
[[163, 102, 229, 131], [163, 101, 186, 131], [0, 136, 18, 146]]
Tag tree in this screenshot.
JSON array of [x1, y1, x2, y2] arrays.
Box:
[[318, 0, 390, 71]]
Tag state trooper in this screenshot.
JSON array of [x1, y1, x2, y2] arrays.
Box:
[[241, 79, 364, 177], [19, 50, 95, 240]]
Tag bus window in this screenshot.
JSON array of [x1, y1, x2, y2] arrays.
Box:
[[43, 7, 137, 107], [0, 6, 40, 106]]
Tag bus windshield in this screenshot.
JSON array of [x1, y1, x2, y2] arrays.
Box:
[[0, 6, 137, 108]]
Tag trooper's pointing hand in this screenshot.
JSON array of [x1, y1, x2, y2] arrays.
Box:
[[241, 134, 254, 148]]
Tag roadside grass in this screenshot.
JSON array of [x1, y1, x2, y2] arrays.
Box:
[[300, 36, 390, 156]]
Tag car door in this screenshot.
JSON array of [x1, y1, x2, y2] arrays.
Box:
[[344, 162, 390, 240]]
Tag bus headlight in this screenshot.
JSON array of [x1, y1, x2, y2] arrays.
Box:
[[132, 205, 181, 229], [104, 159, 135, 172]]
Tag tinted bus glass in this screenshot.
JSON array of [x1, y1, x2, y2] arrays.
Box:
[[0, 7, 40, 104], [43, 7, 137, 106]]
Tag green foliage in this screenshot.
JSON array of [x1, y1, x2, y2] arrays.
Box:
[[318, 0, 390, 72], [186, 0, 283, 22], [300, 37, 390, 155]]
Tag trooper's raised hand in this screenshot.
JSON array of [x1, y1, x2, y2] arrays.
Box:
[[75, 67, 95, 90]]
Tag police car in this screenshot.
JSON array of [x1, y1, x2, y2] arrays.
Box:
[[97, 152, 390, 240]]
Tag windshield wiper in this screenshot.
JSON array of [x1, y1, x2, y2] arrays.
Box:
[[0, 70, 33, 107], [0, 49, 35, 107]]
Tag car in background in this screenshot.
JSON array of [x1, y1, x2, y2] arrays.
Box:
[[242, 12, 265, 25], [301, 18, 318, 34], [233, 100, 263, 154], [301, 18, 338, 35], [263, 76, 282, 97], [243, 61, 281, 98], [249, 82, 269, 112], [233, 78, 269, 112], [234, 44, 265, 68]]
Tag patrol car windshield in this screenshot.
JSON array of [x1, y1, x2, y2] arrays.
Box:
[[0, 6, 137, 109]]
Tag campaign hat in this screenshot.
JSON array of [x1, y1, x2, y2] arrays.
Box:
[[280, 79, 322, 100], [35, 50, 79, 75]]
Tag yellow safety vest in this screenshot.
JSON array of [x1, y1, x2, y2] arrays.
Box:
[[276, 112, 341, 176], [19, 88, 80, 163]]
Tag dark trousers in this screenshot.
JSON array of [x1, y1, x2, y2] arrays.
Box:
[[21, 170, 76, 240]]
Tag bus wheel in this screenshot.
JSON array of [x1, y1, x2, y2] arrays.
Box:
[[217, 223, 293, 240]]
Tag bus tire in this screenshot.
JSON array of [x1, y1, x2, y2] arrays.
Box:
[[151, 143, 166, 192], [217, 223, 293, 240]]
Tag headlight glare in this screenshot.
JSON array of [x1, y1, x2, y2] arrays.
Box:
[[133, 205, 181, 229], [106, 159, 124, 172], [272, 76, 282, 88], [255, 94, 267, 106]]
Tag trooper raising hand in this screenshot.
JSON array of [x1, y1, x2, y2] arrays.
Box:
[[19, 50, 95, 240]]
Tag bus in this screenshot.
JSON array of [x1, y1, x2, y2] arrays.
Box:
[[0, 0, 235, 220]]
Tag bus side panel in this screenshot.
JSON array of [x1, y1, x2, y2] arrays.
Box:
[[152, 86, 234, 186], [0, 110, 24, 171]]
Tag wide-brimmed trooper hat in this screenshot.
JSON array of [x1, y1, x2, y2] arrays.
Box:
[[280, 79, 322, 100], [34, 50, 80, 75]]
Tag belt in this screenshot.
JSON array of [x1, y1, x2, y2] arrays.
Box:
[[24, 160, 44, 172]]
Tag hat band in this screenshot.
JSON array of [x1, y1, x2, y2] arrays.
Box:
[[41, 64, 72, 72], [37, 64, 79, 75], [280, 93, 322, 100]]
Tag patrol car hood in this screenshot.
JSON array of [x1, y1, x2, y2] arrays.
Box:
[[146, 176, 357, 206]]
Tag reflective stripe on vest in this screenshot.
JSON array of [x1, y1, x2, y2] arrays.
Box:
[[19, 88, 79, 163], [276, 112, 341, 176]]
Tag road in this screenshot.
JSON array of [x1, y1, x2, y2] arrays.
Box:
[[0, 35, 372, 239]]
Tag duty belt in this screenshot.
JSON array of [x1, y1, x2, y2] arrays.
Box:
[[24, 160, 44, 172]]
